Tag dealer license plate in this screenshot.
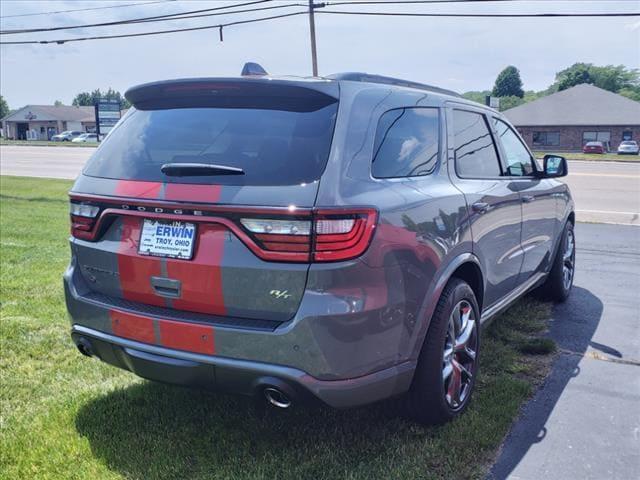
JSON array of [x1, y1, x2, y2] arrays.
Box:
[[138, 219, 196, 259]]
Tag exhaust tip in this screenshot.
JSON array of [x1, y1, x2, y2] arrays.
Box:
[[264, 387, 292, 409], [76, 337, 93, 357]]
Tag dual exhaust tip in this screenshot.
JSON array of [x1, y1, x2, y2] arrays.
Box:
[[74, 336, 294, 409], [263, 387, 292, 409]]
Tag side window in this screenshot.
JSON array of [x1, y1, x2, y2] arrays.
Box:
[[372, 107, 439, 178], [453, 110, 501, 178], [493, 118, 534, 176]]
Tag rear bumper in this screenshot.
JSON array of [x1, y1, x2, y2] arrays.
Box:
[[70, 324, 415, 408]]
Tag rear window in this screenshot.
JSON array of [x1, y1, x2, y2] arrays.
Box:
[[83, 105, 338, 186], [585, 141, 602, 146]]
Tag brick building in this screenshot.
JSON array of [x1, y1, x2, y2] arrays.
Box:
[[503, 84, 640, 152]]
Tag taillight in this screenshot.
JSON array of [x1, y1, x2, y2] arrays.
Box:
[[70, 201, 99, 238], [239, 208, 377, 262]]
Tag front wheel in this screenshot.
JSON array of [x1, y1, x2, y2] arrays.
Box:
[[401, 278, 480, 425]]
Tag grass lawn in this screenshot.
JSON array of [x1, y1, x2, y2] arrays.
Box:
[[0, 175, 555, 480], [0, 139, 97, 148], [534, 151, 639, 162]]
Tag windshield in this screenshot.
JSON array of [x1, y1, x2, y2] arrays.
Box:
[[83, 105, 338, 186]]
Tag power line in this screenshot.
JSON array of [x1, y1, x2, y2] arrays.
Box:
[[2, 2, 637, 46], [1, 1, 302, 35], [0, 0, 175, 19], [0, 10, 308, 45], [319, 9, 640, 17]]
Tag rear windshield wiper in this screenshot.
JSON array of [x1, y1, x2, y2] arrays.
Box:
[[160, 163, 245, 177]]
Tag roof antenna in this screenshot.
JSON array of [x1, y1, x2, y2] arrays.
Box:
[[241, 62, 268, 77]]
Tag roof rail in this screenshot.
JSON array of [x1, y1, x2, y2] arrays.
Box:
[[327, 72, 460, 97]]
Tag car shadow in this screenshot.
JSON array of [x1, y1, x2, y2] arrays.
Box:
[[488, 286, 604, 479], [74, 381, 413, 479]]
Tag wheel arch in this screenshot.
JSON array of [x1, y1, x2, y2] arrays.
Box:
[[408, 252, 486, 362], [450, 261, 485, 313]]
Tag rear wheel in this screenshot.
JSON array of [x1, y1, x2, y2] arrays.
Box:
[[402, 278, 480, 425], [537, 221, 575, 302]]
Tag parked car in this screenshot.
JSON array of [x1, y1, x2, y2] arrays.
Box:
[[617, 140, 639, 155], [71, 133, 98, 143], [65, 73, 575, 424], [583, 141, 606, 154], [52, 130, 83, 142]]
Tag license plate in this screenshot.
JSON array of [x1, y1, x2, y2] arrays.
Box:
[[138, 219, 196, 260]]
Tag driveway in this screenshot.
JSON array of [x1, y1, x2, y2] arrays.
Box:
[[489, 223, 640, 480]]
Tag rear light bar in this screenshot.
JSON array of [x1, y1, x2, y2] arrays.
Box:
[[70, 201, 100, 239], [68, 196, 377, 263], [239, 208, 378, 262]]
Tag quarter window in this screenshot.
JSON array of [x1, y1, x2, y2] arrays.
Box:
[[493, 118, 534, 176], [453, 110, 501, 178], [372, 107, 439, 178]]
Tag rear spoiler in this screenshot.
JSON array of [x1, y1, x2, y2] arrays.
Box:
[[125, 77, 339, 112]]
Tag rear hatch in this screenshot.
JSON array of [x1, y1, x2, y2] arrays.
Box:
[[69, 78, 343, 324]]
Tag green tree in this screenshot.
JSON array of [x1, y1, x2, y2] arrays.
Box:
[[552, 63, 639, 93], [498, 95, 525, 111], [492, 66, 524, 98], [72, 88, 129, 109], [0, 95, 9, 119], [54, 100, 64, 106]]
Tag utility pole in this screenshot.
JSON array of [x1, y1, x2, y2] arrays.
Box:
[[308, 0, 318, 76]]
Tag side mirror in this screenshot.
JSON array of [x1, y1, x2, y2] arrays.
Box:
[[541, 155, 567, 178]]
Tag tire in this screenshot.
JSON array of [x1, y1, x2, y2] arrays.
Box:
[[401, 278, 480, 425], [537, 221, 575, 302]]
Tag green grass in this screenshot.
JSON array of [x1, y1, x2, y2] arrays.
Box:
[[534, 151, 639, 162], [0, 175, 555, 480], [0, 139, 97, 147]]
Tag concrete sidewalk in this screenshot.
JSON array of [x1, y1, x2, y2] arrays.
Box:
[[489, 223, 640, 480]]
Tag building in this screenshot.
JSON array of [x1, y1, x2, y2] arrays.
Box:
[[503, 84, 640, 152], [1, 104, 97, 140]]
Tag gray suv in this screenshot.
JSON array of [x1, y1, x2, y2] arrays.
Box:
[[64, 72, 575, 424]]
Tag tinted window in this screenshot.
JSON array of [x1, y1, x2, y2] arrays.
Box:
[[453, 110, 501, 178], [493, 118, 534, 176], [83, 105, 338, 186], [372, 107, 439, 178]]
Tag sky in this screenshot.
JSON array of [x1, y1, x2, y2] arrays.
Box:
[[1, 0, 639, 108]]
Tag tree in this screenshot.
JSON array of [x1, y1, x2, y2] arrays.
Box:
[[498, 95, 525, 111], [0, 95, 9, 119], [54, 100, 64, 106], [492, 66, 524, 98], [552, 63, 639, 93], [72, 88, 130, 109]]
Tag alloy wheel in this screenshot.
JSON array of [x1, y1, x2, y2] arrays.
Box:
[[562, 229, 575, 291], [442, 300, 478, 410]]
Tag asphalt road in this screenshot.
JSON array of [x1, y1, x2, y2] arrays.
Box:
[[1, 145, 638, 225], [490, 223, 640, 480]]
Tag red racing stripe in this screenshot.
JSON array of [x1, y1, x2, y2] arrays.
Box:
[[115, 180, 162, 199], [166, 224, 226, 315], [110, 310, 155, 344], [117, 216, 165, 307], [158, 319, 215, 355], [164, 184, 221, 203]]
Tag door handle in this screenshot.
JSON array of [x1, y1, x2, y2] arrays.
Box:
[[522, 195, 535, 203], [472, 202, 490, 214]]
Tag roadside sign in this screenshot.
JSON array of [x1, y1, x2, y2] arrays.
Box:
[[485, 96, 500, 109], [94, 99, 121, 140]]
